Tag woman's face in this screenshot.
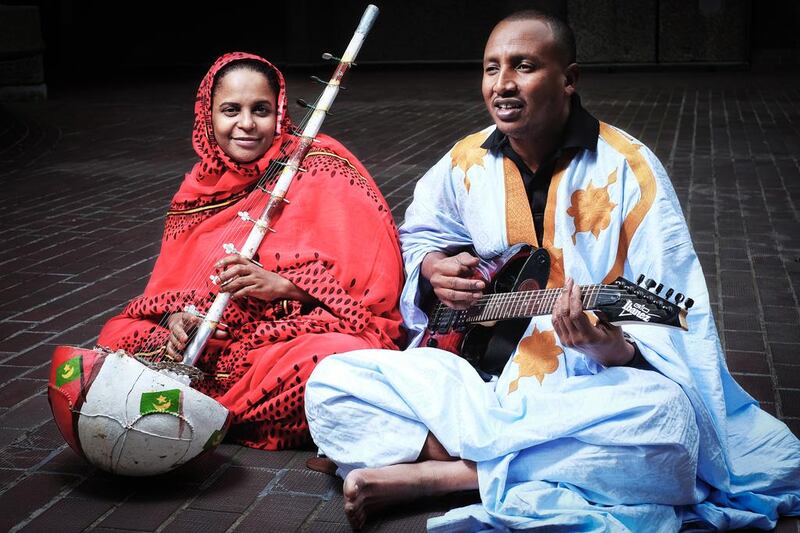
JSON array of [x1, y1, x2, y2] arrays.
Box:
[[212, 68, 278, 164]]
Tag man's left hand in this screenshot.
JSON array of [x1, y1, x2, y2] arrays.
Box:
[[551, 277, 635, 366]]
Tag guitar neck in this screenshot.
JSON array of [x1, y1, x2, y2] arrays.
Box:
[[427, 275, 688, 334], [460, 284, 609, 324]]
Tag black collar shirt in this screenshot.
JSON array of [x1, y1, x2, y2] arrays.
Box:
[[480, 97, 650, 370], [480, 94, 599, 245]]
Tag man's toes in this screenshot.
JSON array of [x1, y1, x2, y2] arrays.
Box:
[[344, 502, 365, 530], [343, 471, 363, 501]]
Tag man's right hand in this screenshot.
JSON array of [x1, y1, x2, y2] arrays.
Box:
[[421, 251, 486, 310]]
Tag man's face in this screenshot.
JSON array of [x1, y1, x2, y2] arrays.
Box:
[[482, 19, 574, 142]]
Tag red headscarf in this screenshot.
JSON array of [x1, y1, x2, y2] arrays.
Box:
[[177, 52, 294, 203]]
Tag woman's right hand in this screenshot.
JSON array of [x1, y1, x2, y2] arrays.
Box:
[[165, 312, 199, 362]]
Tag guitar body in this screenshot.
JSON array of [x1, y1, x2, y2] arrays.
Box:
[[419, 246, 689, 377], [420, 245, 550, 375]]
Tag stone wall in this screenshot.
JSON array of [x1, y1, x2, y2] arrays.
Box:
[[659, 0, 749, 64], [0, 5, 46, 100], [568, 0, 750, 65], [305, 0, 752, 66], [568, 0, 657, 64], [4, 0, 776, 86]]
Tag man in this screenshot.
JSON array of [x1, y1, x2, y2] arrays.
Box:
[[305, 10, 800, 531]]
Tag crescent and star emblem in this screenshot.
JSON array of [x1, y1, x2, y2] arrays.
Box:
[[60, 363, 75, 380], [152, 395, 172, 412]]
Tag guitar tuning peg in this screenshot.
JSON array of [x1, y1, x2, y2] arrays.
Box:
[[655, 283, 663, 294], [685, 298, 694, 309], [665, 288, 674, 299], [636, 274, 645, 285], [645, 278, 657, 290], [674, 293, 685, 304]]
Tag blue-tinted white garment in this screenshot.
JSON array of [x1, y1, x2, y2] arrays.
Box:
[[306, 123, 800, 531]]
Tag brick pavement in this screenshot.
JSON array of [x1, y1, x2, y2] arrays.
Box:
[[1, 68, 799, 531]]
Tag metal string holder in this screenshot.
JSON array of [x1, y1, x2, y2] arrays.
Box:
[[180, 5, 380, 367]]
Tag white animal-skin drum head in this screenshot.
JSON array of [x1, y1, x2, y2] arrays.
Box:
[[49, 347, 229, 477]]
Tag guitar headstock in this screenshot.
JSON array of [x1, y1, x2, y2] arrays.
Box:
[[596, 276, 690, 331]]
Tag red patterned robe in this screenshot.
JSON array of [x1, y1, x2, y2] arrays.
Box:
[[97, 53, 405, 450]]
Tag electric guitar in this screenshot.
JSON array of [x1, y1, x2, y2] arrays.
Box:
[[420, 245, 692, 375]]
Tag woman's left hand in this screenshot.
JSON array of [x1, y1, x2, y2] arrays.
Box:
[[214, 254, 314, 304], [551, 277, 635, 367]]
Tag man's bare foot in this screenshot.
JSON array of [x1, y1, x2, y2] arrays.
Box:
[[342, 460, 477, 530]]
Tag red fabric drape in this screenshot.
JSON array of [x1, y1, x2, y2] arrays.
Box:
[[97, 53, 405, 449]]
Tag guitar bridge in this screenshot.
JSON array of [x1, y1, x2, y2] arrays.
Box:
[[428, 304, 469, 334]]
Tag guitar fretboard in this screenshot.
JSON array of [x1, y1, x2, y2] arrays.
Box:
[[430, 283, 616, 328]]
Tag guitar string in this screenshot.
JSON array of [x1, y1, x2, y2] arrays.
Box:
[[431, 284, 671, 326], [487, 285, 606, 320], [433, 286, 611, 321], [474, 289, 633, 314], [470, 287, 607, 321]]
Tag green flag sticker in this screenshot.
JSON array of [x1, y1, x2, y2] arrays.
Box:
[[140, 389, 181, 415], [56, 356, 82, 387], [203, 429, 225, 451]]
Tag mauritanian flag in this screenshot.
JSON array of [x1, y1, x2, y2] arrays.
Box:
[[140, 389, 181, 415], [203, 429, 225, 451], [56, 356, 82, 387]]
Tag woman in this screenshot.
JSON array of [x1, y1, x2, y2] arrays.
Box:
[[97, 52, 405, 450]]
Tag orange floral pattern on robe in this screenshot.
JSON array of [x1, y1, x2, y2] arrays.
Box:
[[508, 326, 563, 392], [566, 169, 618, 245]]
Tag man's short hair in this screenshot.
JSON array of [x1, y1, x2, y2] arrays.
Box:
[[498, 9, 577, 65]]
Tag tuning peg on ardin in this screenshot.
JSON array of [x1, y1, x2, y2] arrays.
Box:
[[684, 298, 694, 309], [655, 283, 664, 294], [237, 211, 274, 232], [665, 288, 674, 299], [636, 274, 645, 285], [645, 279, 657, 290], [183, 304, 228, 329], [674, 293, 685, 305], [297, 98, 332, 115], [310, 75, 346, 89], [322, 52, 356, 66]]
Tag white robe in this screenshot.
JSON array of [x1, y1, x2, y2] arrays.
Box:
[[306, 123, 800, 531]]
